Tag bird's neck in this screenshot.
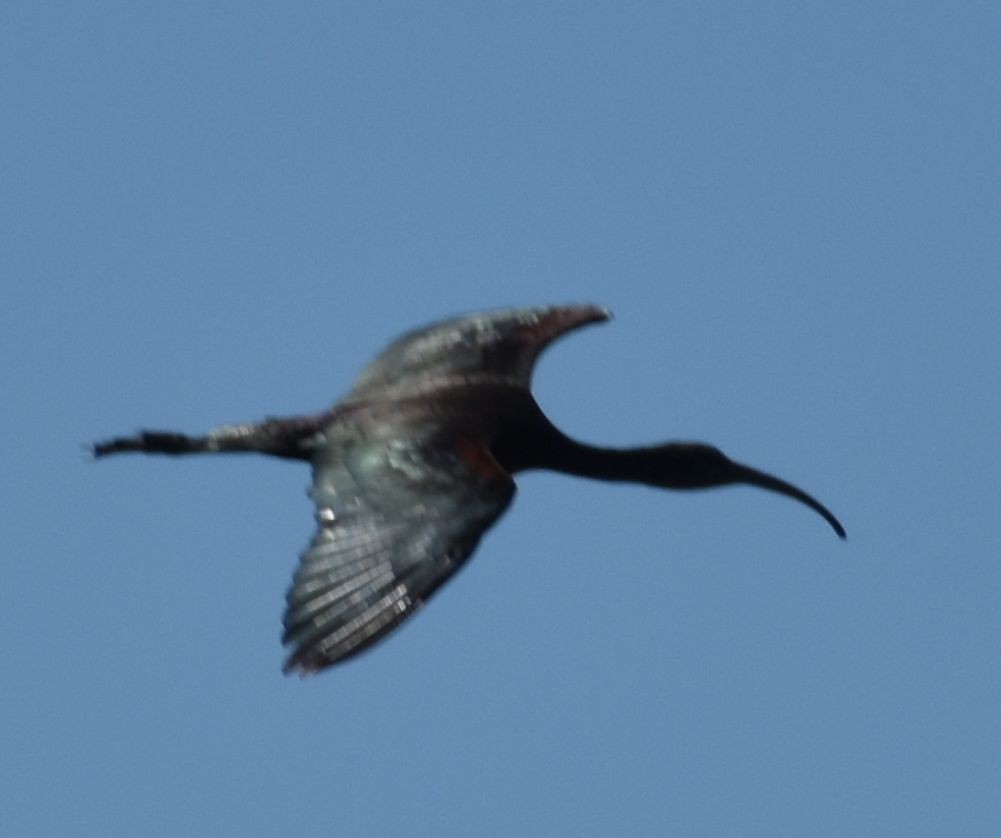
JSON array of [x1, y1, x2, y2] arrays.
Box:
[[531, 433, 726, 490]]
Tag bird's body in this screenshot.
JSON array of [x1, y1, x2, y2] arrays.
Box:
[[94, 304, 845, 675]]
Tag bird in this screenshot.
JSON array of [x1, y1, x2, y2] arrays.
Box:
[[93, 304, 845, 675]]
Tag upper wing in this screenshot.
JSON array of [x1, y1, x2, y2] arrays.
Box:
[[282, 431, 516, 675], [344, 304, 610, 402]]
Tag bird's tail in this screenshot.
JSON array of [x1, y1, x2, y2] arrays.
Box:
[[92, 412, 334, 462]]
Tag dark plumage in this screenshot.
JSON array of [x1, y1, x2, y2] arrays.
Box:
[[94, 304, 845, 675]]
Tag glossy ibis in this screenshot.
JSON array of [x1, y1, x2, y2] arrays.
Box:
[[94, 304, 845, 675]]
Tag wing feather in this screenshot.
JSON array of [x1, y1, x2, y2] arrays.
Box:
[[282, 433, 515, 675], [345, 304, 610, 402]]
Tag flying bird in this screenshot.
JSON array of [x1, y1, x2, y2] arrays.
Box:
[[94, 304, 845, 675]]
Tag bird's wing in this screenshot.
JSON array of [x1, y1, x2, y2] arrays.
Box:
[[345, 304, 610, 401], [282, 431, 516, 674]]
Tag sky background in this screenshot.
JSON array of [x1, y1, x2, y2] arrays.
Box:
[[3, 3, 999, 836]]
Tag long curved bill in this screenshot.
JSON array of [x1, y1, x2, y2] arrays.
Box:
[[731, 463, 846, 539]]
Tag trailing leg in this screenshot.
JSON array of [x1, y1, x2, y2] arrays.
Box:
[[92, 411, 334, 462]]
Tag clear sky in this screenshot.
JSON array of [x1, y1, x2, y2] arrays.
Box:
[[3, 3, 999, 836]]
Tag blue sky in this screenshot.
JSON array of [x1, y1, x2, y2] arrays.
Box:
[[3, 3, 999, 836]]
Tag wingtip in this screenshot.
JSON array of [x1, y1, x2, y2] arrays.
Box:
[[549, 303, 613, 332], [281, 656, 312, 678], [282, 646, 327, 678], [575, 303, 613, 323]]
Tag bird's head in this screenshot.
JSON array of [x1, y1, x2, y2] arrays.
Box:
[[639, 442, 846, 538], [639, 442, 735, 489]]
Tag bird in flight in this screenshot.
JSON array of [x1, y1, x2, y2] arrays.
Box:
[[94, 304, 845, 675]]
